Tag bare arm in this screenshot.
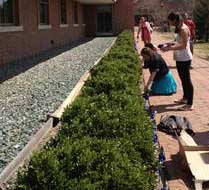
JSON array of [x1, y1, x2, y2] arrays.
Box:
[[161, 27, 189, 51], [170, 28, 188, 50], [144, 71, 157, 92], [137, 23, 141, 38]]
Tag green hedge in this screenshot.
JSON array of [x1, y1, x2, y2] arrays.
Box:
[[15, 31, 157, 190]]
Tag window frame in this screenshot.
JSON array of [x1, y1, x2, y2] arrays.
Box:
[[39, 0, 50, 25], [59, 0, 67, 25], [81, 5, 85, 26], [0, 0, 19, 26], [73, 1, 78, 25]]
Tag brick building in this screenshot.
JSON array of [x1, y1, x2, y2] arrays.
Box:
[[135, 0, 193, 25], [0, 0, 134, 65]]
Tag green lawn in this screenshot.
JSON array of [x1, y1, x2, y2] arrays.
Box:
[[158, 32, 174, 40], [194, 42, 209, 61]]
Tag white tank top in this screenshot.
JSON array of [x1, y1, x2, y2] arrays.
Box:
[[174, 29, 192, 62]]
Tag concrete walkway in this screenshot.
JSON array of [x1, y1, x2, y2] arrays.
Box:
[[137, 31, 209, 190]]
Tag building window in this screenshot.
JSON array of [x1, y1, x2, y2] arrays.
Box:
[[60, 0, 67, 24], [39, 0, 49, 25], [73, 1, 78, 24], [81, 6, 85, 24], [0, 0, 19, 26]]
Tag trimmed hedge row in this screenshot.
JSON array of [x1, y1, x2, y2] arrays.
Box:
[[15, 31, 157, 190]]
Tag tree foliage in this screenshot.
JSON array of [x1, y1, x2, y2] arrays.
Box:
[[193, 0, 209, 41]]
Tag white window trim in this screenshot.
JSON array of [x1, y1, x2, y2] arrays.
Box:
[[38, 25, 52, 30], [73, 24, 79, 27], [0, 26, 23, 33], [60, 24, 69, 28]]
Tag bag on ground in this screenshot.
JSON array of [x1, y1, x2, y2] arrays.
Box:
[[157, 114, 195, 136]]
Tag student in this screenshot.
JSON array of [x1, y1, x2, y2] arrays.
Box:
[[145, 17, 153, 34], [137, 16, 152, 45], [141, 47, 176, 95], [182, 13, 195, 55], [161, 12, 194, 111], [143, 43, 158, 68]]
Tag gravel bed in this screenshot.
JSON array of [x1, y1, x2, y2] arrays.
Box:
[[0, 37, 115, 173]]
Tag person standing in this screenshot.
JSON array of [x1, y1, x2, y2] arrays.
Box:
[[182, 13, 196, 55], [145, 17, 153, 34], [137, 16, 152, 45], [161, 12, 194, 111]]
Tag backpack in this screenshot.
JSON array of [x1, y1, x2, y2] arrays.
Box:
[[157, 115, 195, 136]]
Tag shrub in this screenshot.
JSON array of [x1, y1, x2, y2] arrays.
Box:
[[15, 31, 157, 190], [60, 93, 155, 165], [16, 138, 156, 190], [16, 148, 69, 190]]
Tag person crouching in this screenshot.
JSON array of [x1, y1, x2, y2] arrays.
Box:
[[141, 47, 177, 95]]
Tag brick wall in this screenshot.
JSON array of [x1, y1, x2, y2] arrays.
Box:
[[84, 0, 134, 36], [112, 0, 134, 34], [0, 0, 134, 65], [83, 5, 97, 36], [0, 0, 85, 65]]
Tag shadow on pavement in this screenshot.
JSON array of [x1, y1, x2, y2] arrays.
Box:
[[165, 154, 194, 189], [152, 103, 181, 113], [190, 66, 209, 69], [193, 131, 209, 146]]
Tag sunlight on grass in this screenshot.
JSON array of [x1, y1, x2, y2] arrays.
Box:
[[158, 32, 176, 41], [194, 42, 209, 61]]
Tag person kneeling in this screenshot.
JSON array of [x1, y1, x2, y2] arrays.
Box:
[[141, 47, 177, 95]]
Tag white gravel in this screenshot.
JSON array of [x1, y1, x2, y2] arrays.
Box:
[[0, 37, 115, 173]]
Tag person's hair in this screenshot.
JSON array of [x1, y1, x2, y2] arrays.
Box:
[[145, 43, 157, 51], [168, 12, 182, 33], [141, 47, 152, 57], [167, 12, 176, 21], [144, 15, 148, 21], [140, 16, 145, 22]]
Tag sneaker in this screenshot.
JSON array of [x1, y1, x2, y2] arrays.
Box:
[[178, 105, 193, 111], [174, 98, 187, 104]]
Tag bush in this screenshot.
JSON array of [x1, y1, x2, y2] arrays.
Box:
[[15, 31, 157, 190], [60, 93, 155, 166], [16, 138, 156, 190]]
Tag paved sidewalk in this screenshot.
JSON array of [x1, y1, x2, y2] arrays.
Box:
[[137, 31, 209, 190]]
